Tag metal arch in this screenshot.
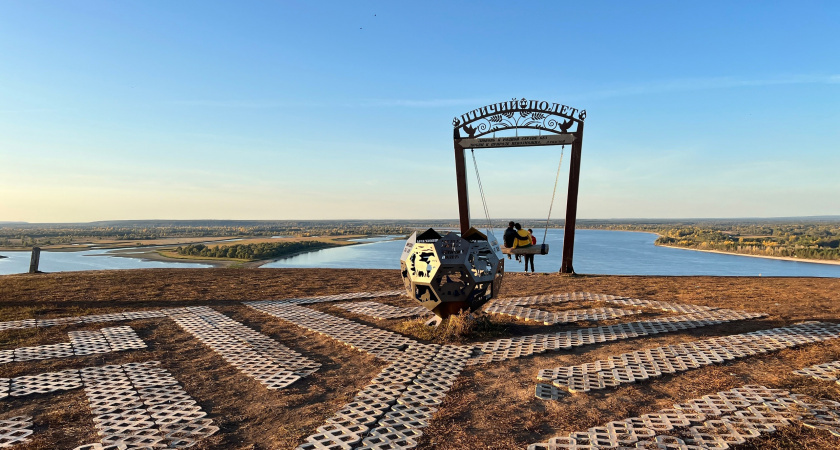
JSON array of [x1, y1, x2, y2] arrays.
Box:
[[452, 98, 586, 274], [453, 98, 586, 139]]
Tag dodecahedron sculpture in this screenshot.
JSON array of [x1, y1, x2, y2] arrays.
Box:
[[400, 227, 504, 319]]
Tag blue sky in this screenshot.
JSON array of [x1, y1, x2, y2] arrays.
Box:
[[1, 1, 838, 222]]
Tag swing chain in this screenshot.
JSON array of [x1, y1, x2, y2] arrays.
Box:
[[543, 145, 565, 245], [470, 149, 494, 232]]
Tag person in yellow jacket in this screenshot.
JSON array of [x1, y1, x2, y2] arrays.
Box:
[[512, 223, 533, 249], [511, 223, 532, 262]]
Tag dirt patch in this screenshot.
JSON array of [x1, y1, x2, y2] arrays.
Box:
[[1, 269, 840, 449]]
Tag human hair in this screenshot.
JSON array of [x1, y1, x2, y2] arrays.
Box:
[[514, 223, 522, 230], [528, 228, 533, 233], [508, 221, 515, 227]]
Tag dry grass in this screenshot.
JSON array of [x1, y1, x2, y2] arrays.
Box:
[[1, 269, 839, 449], [394, 310, 508, 344]]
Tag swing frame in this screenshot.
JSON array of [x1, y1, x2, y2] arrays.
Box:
[[452, 98, 586, 273]]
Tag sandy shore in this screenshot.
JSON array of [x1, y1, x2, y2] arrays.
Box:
[[658, 244, 840, 266]]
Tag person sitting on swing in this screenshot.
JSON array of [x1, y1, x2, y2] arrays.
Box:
[[512, 223, 532, 262], [503, 221, 517, 259]]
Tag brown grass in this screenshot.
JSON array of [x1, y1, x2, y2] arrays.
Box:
[[1, 269, 839, 449], [394, 310, 508, 344]]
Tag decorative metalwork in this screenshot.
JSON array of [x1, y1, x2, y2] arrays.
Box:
[[453, 98, 585, 139], [400, 229, 504, 319]]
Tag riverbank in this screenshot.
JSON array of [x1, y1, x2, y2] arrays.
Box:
[[658, 243, 840, 266]]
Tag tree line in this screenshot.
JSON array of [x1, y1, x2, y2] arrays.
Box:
[[654, 223, 840, 261], [174, 241, 339, 261]]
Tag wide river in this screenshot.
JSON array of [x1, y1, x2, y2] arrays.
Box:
[[2, 230, 839, 277]]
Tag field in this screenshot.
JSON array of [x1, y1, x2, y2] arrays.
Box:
[[1, 269, 840, 449]]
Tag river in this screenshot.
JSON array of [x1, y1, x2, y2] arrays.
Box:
[[261, 229, 840, 277], [1, 230, 839, 277]]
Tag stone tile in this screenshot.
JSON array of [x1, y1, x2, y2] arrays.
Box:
[[0, 416, 33, 448]]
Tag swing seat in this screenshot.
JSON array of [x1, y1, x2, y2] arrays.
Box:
[[501, 244, 549, 255]]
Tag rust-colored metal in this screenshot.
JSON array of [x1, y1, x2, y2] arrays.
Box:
[[561, 122, 584, 274], [453, 136, 470, 235]]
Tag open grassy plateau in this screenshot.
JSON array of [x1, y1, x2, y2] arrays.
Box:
[[1, 269, 840, 449]]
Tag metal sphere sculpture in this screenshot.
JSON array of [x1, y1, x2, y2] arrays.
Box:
[[400, 227, 504, 320]]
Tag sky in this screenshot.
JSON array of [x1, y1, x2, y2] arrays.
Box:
[[1, 1, 838, 223]]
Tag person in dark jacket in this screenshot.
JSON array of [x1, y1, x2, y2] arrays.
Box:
[[503, 221, 516, 259]]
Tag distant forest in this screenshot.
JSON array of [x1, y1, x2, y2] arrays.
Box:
[[652, 223, 840, 261], [174, 241, 339, 261]]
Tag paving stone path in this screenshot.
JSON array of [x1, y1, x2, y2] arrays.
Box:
[[297, 344, 473, 450], [489, 292, 622, 306], [528, 384, 840, 449], [272, 290, 406, 307], [334, 301, 432, 320], [245, 302, 417, 362], [0, 416, 32, 448], [0, 290, 405, 332], [0, 361, 216, 449], [78, 361, 217, 449], [0, 326, 146, 365], [483, 292, 723, 327], [483, 303, 643, 325], [171, 306, 321, 390], [794, 359, 840, 384], [467, 308, 766, 366], [536, 321, 840, 397]]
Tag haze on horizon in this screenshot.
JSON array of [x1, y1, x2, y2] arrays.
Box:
[[1, 1, 838, 223]]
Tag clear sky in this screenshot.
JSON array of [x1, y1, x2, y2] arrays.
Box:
[[1, 1, 838, 223]]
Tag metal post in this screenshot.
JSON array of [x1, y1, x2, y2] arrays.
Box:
[[453, 140, 470, 235], [561, 123, 584, 274], [29, 247, 41, 273]]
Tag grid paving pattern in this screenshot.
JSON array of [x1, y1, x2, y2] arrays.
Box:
[[528, 384, 840, 449], [73, 443, 129, 449], [605, 296, 718, 314], [794, 360, 840, 384], [334, 302, 432, 320], [488, 292, 622, 307], [246, 302, 417, 362], [80, 361, 217, 449], [467, 308, 766, 366], [483, 292, 747, 326], [9, 369, 83, 397], [296, 344, 472, 450], [1, 326, 146, 365], [0, 309, 192, 331], [483, 303, 642, 325], [0, 292, 403, 332], [266, 290, 405, 307], [171, 306, 320, 390], [0, 416, 33, 448], [536, 321, 840, 396]]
